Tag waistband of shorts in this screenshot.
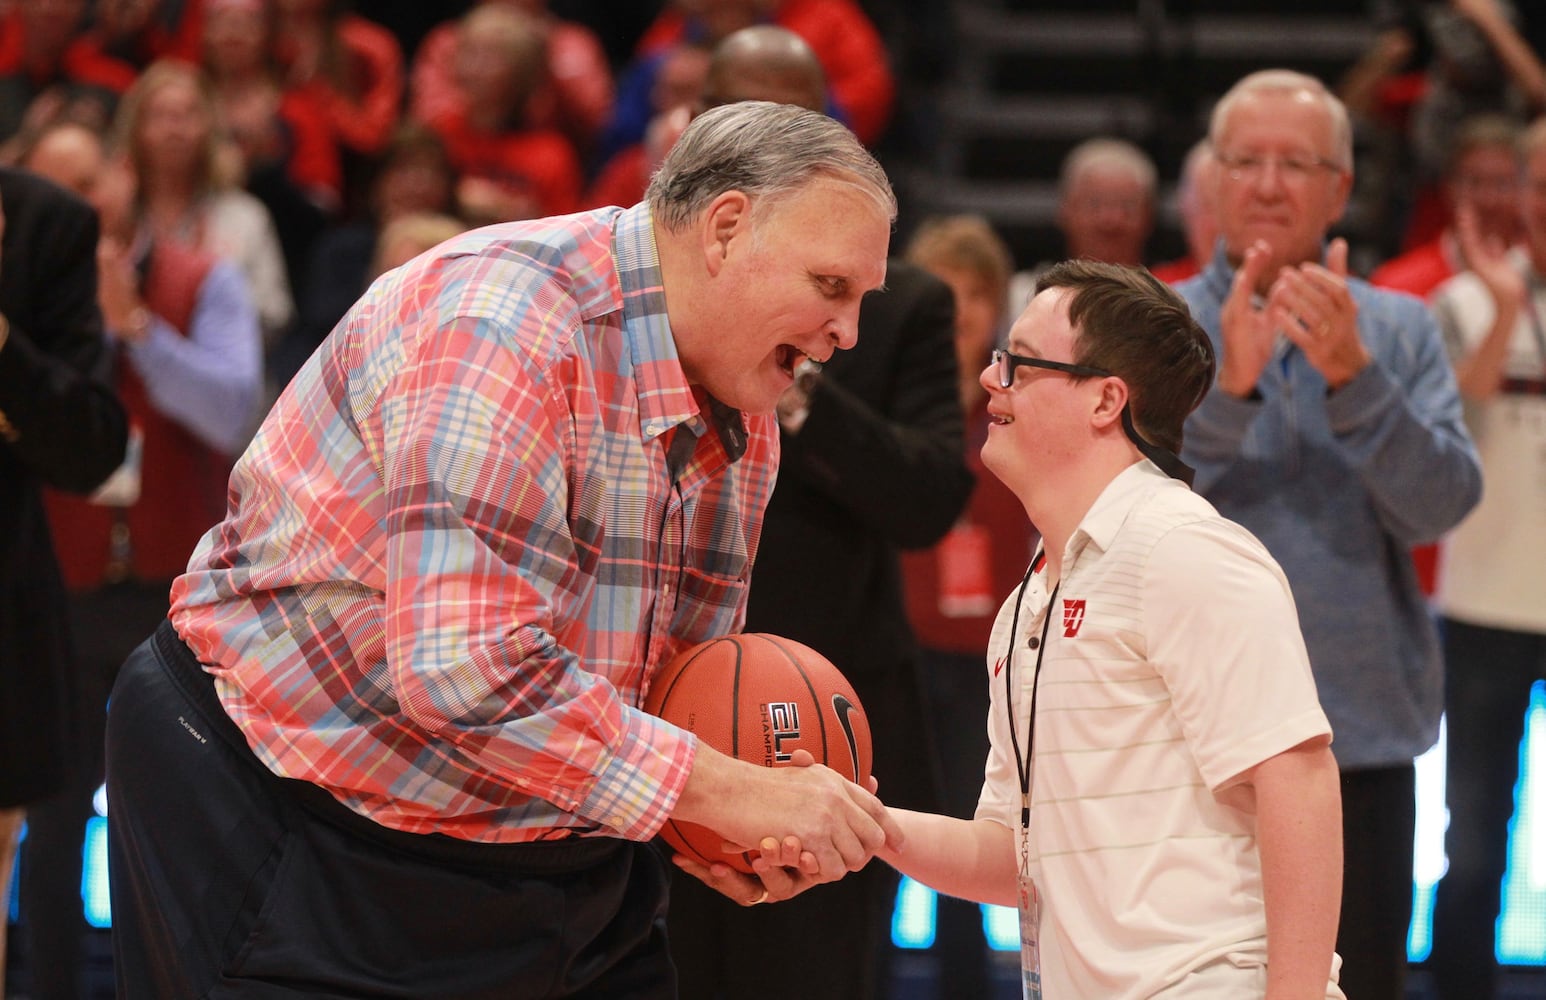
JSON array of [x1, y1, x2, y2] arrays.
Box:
[[149, 618, 625, 874]]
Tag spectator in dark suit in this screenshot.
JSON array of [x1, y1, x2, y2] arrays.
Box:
[[663, 27, 971, 1000], [0, 165, 128, 997], [668, 255, 969, 1000]]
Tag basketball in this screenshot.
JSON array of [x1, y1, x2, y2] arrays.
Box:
[[643, 632, 873, 874]]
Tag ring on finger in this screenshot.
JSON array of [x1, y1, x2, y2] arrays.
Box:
[[748, 888, 770, 906]]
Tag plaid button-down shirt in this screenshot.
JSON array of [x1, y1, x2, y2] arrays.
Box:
[[171, 204, 778, 843]]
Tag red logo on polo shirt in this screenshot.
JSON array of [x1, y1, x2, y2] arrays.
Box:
[[1062, 599, 1087, 638]]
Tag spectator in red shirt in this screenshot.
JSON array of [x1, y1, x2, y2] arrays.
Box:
[[198, 0, 341, 212], [1008, 137, 1157, 316], [411, 0, 615, 161], [1371, 113, 1523, 299], [1057, 136, 1156, 268], [420, 4, 582, 224], [0, 0, 137, 152], [276, 0, 404, 160]]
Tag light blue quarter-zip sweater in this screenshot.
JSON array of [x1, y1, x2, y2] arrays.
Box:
[[1176, 246, 1482, 770]]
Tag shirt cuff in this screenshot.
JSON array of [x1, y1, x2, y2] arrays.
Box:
[[577, 706, 697, 840]]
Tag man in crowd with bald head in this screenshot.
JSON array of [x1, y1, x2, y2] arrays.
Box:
[[584, 25, 826, 211], [1009, 136, 1158, 315], [1056, 136, 1157, 267], [698, 23, 827, 112], [17, 121, 106, 200]]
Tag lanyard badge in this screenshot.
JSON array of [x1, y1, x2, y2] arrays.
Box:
[[1018, 826, 1043, 999], [1004, 553, 1056, 1000]]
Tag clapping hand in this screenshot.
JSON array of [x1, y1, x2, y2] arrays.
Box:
[[1266, 238, 1370, 391], [1454, 202, 1525, 311]]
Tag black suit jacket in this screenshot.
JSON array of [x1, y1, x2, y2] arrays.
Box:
[[743, 259, 972, 813], [0, 167, 128, 806]]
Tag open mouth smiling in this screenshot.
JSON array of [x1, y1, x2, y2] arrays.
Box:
[[776, 344, 823, 377]]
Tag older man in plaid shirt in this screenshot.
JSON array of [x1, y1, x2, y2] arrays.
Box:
[[105, 102, 901, 999]]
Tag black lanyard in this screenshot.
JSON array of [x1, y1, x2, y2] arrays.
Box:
[[1004, 550, 1056, 832]]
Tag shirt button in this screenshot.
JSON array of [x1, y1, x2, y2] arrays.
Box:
[[610, 814, 627, 829], [1027, 636, 1040, 650]]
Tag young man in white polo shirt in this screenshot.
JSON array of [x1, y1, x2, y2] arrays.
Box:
[[878, 260, 1345, 998]]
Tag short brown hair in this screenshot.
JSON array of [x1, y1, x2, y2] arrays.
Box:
[[1035, 260, 1215, 454]]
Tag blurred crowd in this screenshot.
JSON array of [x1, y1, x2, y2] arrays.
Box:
[[0, 0, 899, 414]]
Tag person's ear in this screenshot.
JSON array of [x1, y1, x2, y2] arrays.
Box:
[[700, 189, 751, 277], [1090, 375, 1129, 430]]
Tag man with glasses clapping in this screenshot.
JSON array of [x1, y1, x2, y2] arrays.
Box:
[[1174, 69, 1483, 1000]]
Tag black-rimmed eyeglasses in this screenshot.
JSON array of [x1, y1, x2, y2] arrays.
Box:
[[988, 349, 1199, 487], [991, 348, 1110, 389]]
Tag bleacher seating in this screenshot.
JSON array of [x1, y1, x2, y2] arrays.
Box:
[[891, 0, 1379, 271]]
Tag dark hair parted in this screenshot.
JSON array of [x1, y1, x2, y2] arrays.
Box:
[[1035, 260, 1216, 454]]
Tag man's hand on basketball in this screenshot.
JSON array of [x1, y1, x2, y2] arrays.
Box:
[[740, 749, 898, 879], [670, 747, 901, 902]]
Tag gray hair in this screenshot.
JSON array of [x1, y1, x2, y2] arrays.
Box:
[[646, 101, 896, 233], [1209, 69, 1353, 170], [1059, 137, 1157, 196]]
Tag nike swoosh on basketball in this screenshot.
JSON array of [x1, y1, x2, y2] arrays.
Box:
[[830, 694, 862, 782]]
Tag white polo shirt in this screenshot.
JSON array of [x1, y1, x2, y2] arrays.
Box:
[[977, 461, 1338, 999]]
